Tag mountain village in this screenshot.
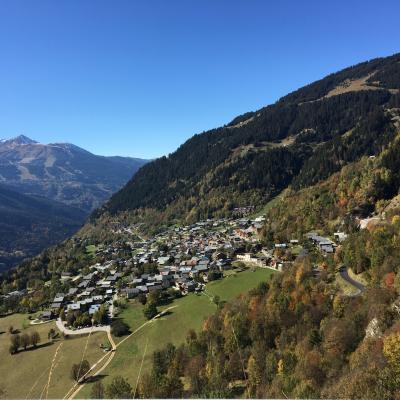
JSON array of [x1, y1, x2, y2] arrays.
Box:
[[17, 209, 347, 331]]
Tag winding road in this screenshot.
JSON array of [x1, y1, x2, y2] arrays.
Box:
[[339, 266, 366, 296], [56, 318, 111, 336]]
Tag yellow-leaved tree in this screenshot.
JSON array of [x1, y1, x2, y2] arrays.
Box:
[[383, 333, 400, 373], [382, 332, 400, 392]]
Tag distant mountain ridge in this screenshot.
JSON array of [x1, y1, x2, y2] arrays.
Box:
[[0, 135, 148, 211], [0, 134, 37, 146], [0, 135, 148, 268]]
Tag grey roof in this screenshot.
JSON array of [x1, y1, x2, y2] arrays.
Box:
[[195, 265, 208, 272], [41, 311, 53, 317], [125, 288, 139, 294], [67, 303, 81, 310]]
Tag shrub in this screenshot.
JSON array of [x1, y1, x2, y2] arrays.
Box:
[[106, 376, 133, 399], [70, 360, 90, 382], [111, 320, 130, 337], [143, 302, 158, 320]]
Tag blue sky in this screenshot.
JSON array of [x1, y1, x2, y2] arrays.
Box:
[[0, 0, 399, 159]]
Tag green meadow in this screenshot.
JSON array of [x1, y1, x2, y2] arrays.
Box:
[[80, 267, 275, 397], [0, 313, 106, 399]]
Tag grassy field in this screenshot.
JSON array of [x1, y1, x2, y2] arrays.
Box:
[[0, 313, 107, 399], [207, 267, 275, 301], [290, 244, 304, 256], [251, 191, 284, 218], [80, 267, 275, 398], [85, 244, 97, 257]]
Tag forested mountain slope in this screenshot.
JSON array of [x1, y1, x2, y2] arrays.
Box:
[[0, 184, 86, 270], [96, 53, 400, 233], [138, 135, 400, 397]]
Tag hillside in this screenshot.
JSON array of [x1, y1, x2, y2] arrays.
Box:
[[2, 53, 400, 399], [95, 53, 400, 234], [0, 184, 86, 270], [129, 124, 400, 399], [0, 135, 148, 212], [3, 53, 400, 281]]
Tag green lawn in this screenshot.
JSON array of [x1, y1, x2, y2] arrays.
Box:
[[113, 302, 147, 345], [0, 313, 107, 399], [85, 244, 97, 257], [251, 191, 284, 218], [207, 267, 275, 301], [80, 267, 275, 398]]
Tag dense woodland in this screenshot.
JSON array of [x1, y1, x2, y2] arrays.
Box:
[[101, 90, 394, 214], [0, 184, 86, 270], [260, 129, 400, 244], [138, 198, 400, 398]]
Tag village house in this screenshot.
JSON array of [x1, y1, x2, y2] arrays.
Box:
[[61, 271, 72, 281], [41, 214, 293, 326], [123, 288, 140, 298], [39, 310, 53, 321], [306, 232, 336, 253]]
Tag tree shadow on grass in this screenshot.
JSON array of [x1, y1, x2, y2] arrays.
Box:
[[156, 310, 174, 319], [230, 385, 246, 397], [85, 374, 108, 384], [110, 317, 132, 337], [23, 341, 54, 352]]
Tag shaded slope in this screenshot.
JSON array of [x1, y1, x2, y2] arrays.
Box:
[[0, 184, 86, 269]]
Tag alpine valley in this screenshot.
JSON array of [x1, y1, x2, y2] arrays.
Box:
[[2, 53, 400, 399], [0, 135, 148, 268]]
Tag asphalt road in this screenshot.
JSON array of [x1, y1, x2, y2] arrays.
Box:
[[56, 318, 110, 335], [339, 267, 366, 295]]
